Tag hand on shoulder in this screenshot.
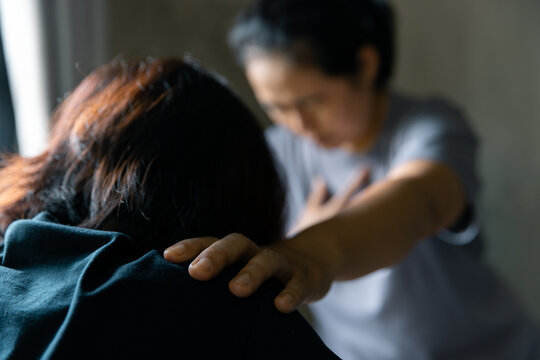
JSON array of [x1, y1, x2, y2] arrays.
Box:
[[164, 230, 337, 313]]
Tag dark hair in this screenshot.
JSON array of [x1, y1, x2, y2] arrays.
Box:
[[0, 58, 285, 250], [229, 0, 394, 90]]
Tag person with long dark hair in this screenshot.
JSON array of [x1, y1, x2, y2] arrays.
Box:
[[0, 58, 338, 359], [164, 1, 540, 358]]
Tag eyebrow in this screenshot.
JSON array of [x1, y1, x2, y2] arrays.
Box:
[[260, 92, 326, 112], [295, 92, 325, 106]]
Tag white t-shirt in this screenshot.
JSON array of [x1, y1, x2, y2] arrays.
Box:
[[265, 92, 539, 360]]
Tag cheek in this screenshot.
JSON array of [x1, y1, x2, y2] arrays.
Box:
[[340, 96, 372, 130], [323, 105, 365, 135]]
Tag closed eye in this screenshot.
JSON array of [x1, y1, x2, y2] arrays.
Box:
[[296, 94, 326, 109]]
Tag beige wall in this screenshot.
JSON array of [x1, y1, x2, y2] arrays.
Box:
[[391, 0, 540, 317], [106, 0, 540, 318]]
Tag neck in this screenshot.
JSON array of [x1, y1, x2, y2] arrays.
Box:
[[342, 91, 389, 153]]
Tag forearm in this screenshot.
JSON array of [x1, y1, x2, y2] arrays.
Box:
[[284, 163, 466, 281], [164, 161, 466, 312], [331, 176, 436, 280]]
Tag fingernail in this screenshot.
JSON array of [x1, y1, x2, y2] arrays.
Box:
[[234, 273, 251, 286], [276, 293, 295, 312], [190, 257, 212, 273], [166, 243, 186, 255], [278, 293, 293, 305]]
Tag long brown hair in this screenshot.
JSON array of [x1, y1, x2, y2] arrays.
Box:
[[0, 58, 285, 249]]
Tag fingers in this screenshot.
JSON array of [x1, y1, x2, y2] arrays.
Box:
[[163, 236, 218, 263], [188, 233, 260, 281], [164, 233, 329, 316], [228, 248, 314, 314], [353, 167, 371, 190], [306, 176, 328, 207], [229, 248, 290, 297], [275, 267, 333, 313], [164, 233, 332, 316], [274, 276, 309, 313]]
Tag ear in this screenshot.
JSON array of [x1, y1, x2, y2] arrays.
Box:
[[355, 46, 380, 88]]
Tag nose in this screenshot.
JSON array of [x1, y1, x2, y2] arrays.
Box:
[[287, 107, 316, 134]]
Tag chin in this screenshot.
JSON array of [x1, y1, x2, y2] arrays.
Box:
[[313, 136, 341, 149]]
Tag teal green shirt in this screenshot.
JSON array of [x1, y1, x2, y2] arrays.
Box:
[[0, 213, 338, 359]]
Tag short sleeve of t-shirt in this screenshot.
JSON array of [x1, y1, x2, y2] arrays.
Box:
[[389, 97, 480, 244]]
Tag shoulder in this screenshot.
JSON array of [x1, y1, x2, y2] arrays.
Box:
[[2, 216, 333, 358], [104, 250, 271, 312], [60, 247, 288, 357], [383, 92, 479, 160], [384, 92, 480, 200], [102, 255, 338, 358], [389, 93, 476, 137]]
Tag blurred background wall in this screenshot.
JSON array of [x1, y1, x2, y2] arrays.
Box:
[[392, 0, 540, 319], [2, 0, 539, 318]]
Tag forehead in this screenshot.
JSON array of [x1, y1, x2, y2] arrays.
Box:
[[245, 53, 346, 103]]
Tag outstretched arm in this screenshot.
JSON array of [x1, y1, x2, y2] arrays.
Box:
[[164, 159, 466, 313]]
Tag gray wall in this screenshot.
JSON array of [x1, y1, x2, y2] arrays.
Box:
[[107, 0, 261, 118], [392, 0, 540, 317], [106, 0, 540, 318]]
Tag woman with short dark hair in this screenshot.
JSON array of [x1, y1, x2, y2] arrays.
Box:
[[165, 1, 540, 358], [0, 58, 338, 359]]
